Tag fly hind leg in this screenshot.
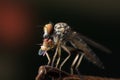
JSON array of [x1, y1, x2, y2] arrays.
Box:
[[75, 53, 84, 79], [71, 54, 79, 74]]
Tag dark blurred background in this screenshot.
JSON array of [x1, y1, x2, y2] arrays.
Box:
[[0, 0, 120, 80]]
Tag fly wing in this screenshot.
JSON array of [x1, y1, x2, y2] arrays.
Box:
[[72, 31, 111, 53], [38, 49, 46, 56], [68, 31, 104, 68]]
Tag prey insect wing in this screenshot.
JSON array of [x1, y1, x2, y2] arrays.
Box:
[[38, 49, 46, 56]]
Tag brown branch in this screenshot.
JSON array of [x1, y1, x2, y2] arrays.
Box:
[[35, 65, 120, 80]]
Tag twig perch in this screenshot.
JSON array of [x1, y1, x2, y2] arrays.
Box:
[[35, 65, 120, 80]]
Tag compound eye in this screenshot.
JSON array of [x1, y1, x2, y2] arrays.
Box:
[[44, 23, 53, 34]]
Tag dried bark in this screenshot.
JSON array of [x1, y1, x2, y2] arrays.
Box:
[[35, 65, 120, 80]]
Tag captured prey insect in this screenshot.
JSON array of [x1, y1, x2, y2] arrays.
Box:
[[38, 23, 54, 65], [38, 22, 111, 75]]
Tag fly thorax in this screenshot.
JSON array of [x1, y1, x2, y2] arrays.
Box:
[[54, 22, 71, 39]]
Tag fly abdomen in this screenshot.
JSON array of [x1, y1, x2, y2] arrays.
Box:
[[70, 37, 104, 69], [83, 46, 104, 69]]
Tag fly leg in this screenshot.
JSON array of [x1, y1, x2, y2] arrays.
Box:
[[59, 55, 70, 70], [45, 52, 51, 65], [75, 53, 84, 78], [59, 45, 71, 70], [51, 41, 60, 67], [56, 46, 61, 68], [71, 54, 79, 74]]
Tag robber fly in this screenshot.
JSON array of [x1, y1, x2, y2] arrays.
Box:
[[38, 22, 111, 75]]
